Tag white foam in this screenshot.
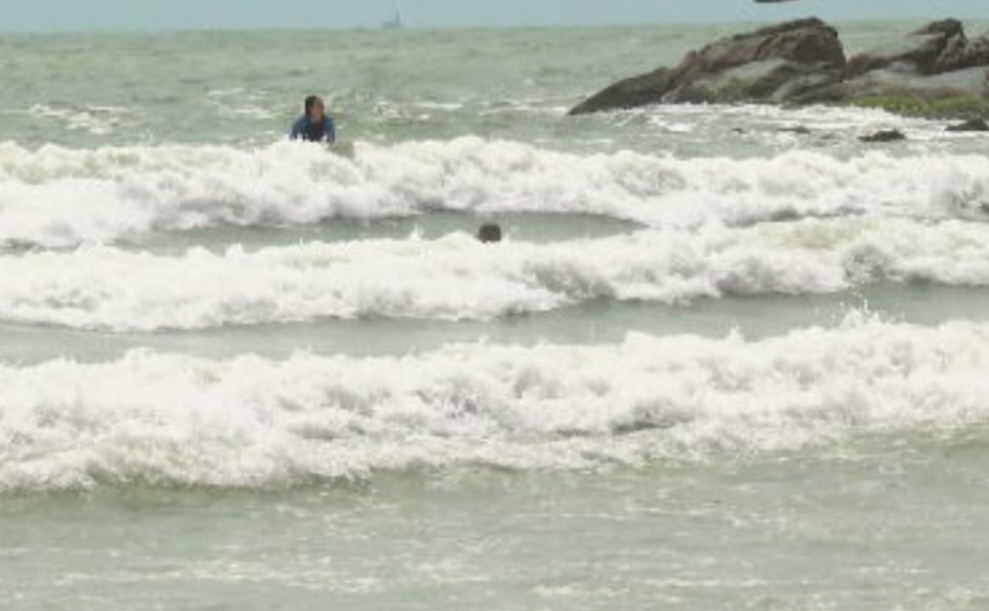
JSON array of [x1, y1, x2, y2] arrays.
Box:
[[2, 320, 988, 491], [24, 104, 128, 136], [1, 216, 989, 331], [205, 88, 278, 120], [2, 138, 989, 248]]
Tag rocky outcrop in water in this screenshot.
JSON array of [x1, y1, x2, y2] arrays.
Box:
[[858, 129, 907, 143], [570, 18, 989, 119], [845, 20, 989, 78], [946, 118, 989, 132]]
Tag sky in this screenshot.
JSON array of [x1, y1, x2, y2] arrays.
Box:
[[0, 0, 986, 32]]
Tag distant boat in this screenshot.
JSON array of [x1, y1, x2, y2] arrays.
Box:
[[381, 12, 403, 30]]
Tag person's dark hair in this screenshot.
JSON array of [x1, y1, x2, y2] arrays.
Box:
[[304, 95, 323, 114], [477, 223, 502, 243]]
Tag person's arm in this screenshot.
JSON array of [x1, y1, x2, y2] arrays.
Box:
[[325, 116, 336, 144], [289, 116, 305, 140]]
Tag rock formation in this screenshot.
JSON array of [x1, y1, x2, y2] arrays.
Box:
[[570, 18, 989, 119]]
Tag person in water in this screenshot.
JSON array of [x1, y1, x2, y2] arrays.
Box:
[[290, 95, 336, 143], [477, 223, 502, 243]]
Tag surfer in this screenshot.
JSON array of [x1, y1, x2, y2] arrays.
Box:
[[477, 223, 502, 243], [290, 95, 336, 143]]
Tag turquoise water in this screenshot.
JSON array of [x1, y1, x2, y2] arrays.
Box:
[[4, 21, 989, 610]]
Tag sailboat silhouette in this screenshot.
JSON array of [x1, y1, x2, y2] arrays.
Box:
[[381, 11, 403, 30]]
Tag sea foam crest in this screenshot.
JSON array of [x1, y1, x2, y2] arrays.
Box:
[[1, 217, 989, 330], [1, 320, 988, 491], [2, 138, 989, 247]]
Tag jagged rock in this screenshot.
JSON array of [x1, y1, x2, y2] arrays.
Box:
[[570, 18, 845, 115], [567, 69, 675, 115], [859, 129, 907, 143], [946, 118, 989, 131], [570, 18, 989, 119], [845, 19, 989, 78]]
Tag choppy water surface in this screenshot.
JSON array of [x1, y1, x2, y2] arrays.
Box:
[[3, 20, 989, 610]]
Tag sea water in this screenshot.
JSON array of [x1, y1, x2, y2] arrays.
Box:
[[3, 21, 989, 610]]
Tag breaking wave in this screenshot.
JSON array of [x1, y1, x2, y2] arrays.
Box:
[[2, 138, 989, 248], [1, 319, 987, 491]]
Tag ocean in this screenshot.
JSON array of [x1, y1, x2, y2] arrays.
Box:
[[3, 20, 989, 610]]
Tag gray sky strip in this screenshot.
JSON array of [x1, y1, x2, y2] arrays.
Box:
[[0, 0, 985, 32]]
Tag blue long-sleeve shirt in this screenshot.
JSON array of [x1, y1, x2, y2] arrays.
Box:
[[290, 115, 336, 143]]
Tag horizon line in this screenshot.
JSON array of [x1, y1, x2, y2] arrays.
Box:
[[1, 15, 980, 36]]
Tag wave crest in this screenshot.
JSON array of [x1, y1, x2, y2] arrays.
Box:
[[1, 320, 987, 491], [3, 138, 989, 248]]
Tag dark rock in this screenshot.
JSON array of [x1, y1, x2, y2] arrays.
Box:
[[569, 18, 845, 115], [477, 223, 502, 243], [674, 18, 846, 79], [946, 118, 989, 131], [569, 69, 674, 115], [838, 65, 989, 119], [845, 19, 989, 78], [858, 129, 907, 143], [570, 18, 989, 120]]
